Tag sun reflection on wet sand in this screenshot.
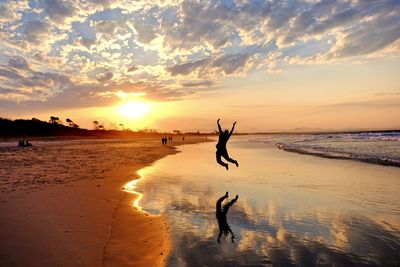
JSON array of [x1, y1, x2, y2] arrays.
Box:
[[123, 167, 155, 212]]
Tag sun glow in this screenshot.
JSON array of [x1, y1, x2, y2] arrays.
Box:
[[118, 101, 150, 118]]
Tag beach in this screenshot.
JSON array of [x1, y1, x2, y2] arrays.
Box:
[[0, 137, 204, 267], [1, 135, 399, 266]]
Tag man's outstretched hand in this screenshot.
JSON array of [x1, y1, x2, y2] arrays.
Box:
[[224, 192, 229, 198], [217, 119, 221, 123], [233, 121, 237, 125]]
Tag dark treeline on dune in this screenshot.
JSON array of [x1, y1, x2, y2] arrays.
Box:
[[0, 117, 153, 138], [0, 117, 212, 138], [1, 117, 94, 137]]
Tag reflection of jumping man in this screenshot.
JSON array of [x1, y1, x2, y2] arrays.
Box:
[[216, 192, 238, 243], [216, 119, 239, 170]]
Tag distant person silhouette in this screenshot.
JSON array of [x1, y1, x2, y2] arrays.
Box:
[[161, 137, 167, 146], [216, 192, 238, 243], [18, 140, 32, 147], [216, 119, 238, 170]]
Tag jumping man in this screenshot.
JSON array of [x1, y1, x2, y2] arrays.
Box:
[[216, 119, 239, 170]]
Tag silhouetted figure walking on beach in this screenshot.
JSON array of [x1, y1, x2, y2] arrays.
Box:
[[161, 137, 167, 146], [216, 192, 238, 243], [216, 119, 238, 170]]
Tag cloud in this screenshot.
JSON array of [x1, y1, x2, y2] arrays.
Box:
[[92, 19, 131, 40], [44, 0, 76, 24], [77, 37, 96, 50], [23, 21, 52, 45], [127, 66, 138, 72], [329, 14, 400, 58], [8, 56, 31, 70], [181, 81, 214, 87], [95, 71, 113, 82], [0, 55, 74, 102], [1, 0, 399, 109], [167, 52, 256, 78], [0, 1, 30, 24], [0, 55, 198, 111], [160, 1, 237, 52], [319, 97, 400, 110]]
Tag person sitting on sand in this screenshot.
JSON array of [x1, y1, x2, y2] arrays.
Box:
[[216, 119, 239, 170], [18, 140, 32, 147], [216, 192, 238, 243]]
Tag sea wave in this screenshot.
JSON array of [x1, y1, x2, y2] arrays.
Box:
[[275, 143, 400, 167], [248, 131, 400, 168]]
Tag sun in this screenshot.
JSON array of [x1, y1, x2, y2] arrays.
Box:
[[118, 101, 150, 118]]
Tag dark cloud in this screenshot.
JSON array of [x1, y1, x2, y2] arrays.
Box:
[[8, 56, 30, 70], [181, 81, 214, 87], [167, 52, 255, 77], [0, 87, 23, 95], [127, 66, 138, 72], [78, 37, 96, 49], [131, 8, 159, 44], [0, 67, 24, 81], [44, 0, 76, 23], [167, 58, 209, 76], [23, 21, 51, 44], [212, 53, 253, 74], [88, 0, 113, 7]]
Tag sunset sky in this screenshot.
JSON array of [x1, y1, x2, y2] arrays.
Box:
[[1, 0, 399, 132]]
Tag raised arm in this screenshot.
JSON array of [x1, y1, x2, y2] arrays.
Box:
[[217, 119, 222, 133], [229, 121, 237, 137]]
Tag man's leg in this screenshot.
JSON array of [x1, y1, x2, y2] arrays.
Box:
[[216, 152, 228, 170], [222, 151, 239, 167]]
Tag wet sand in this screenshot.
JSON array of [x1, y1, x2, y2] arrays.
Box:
[[0, 137, 205, 267], [132, 138, 400, 266]]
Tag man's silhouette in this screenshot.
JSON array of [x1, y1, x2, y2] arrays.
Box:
[[216, 192, 238, 243], [216, 119, 239, 170]]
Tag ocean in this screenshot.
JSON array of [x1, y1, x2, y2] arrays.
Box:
[[127, 134, 400, 266], [250, 131, 400, 167]]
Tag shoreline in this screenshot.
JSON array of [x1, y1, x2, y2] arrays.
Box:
[[276, 143, 400, 168], [0, 137, 208, 266]]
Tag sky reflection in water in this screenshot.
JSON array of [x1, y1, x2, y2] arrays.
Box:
[[130, 138, 400, 266]]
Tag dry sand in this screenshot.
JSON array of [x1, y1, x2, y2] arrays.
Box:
[[0, 137, 206, 266]]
